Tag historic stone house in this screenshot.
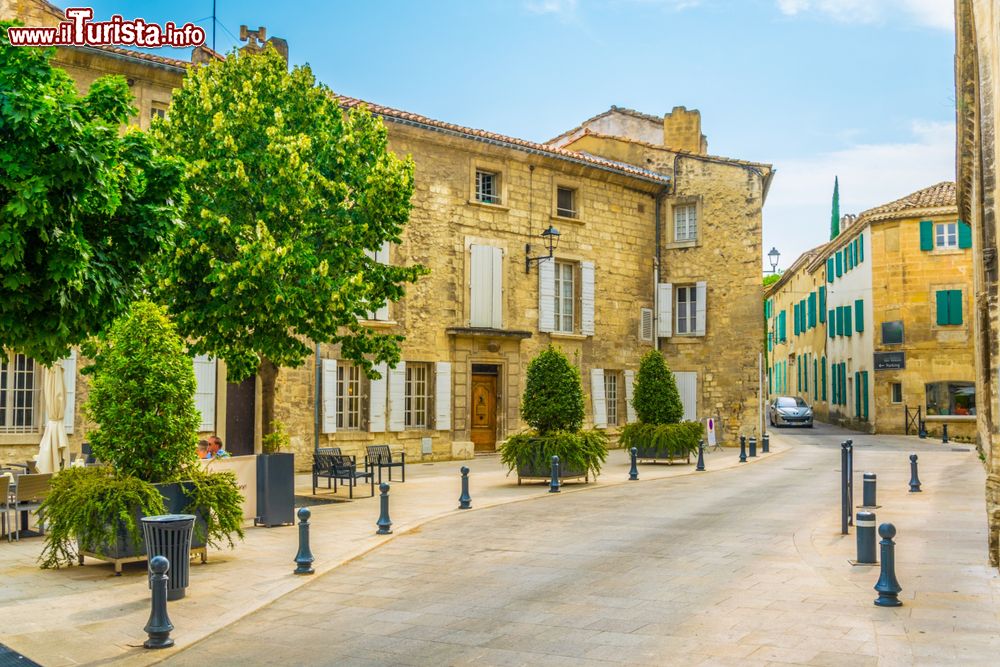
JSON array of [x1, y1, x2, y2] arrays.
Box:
[[2, 0, 772, 467]]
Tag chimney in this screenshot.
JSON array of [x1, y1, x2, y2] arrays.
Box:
[[663, 106, 708, 154]]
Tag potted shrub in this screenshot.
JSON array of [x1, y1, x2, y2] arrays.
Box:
[[619, 350, 704, 463], [39, 301, 244, 570], [500, 345, 608, 483], [256, 420, 295, 527]]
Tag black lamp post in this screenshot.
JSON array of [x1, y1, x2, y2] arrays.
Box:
[[768, 247, 781, 274], [525, 225, 561, 273]]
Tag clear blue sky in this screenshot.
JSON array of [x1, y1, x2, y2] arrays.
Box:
[[56, 0, 957, 272]]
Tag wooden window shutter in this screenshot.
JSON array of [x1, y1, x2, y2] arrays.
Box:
[[538, 258, 555, 332], [950, 290, 963, 325], [862, 371, 869, 420], [859, 233, 864, 262], [847, 244, 853, 270], [62, 349, 77, 435], [936, 290, 950, 325], [821, 357, 827, 402], [192, 355, 217, 432], [835, 251, 843, 277], [694, 281, 707, 336], [388, 362, 406, 432], [322, 358, 337, 434], [639, 308, 654, 342], [920, 220, 934, 251], [835, 307, 843, 336], [855, 299, 864, 332], [827, 258, 834, 283], [657, 283, 673, 338], [808, 292, 817, 328], [623, 370, 637, 423], [855, 371, 861, 418], [470, 245, 503, 328], [813, 358, 818, 401], [819, 287, 826, 322], [581, 261, 595, 336], [845, 305, 853, 336], [959, 221, 972, 249], [368, 362, 388, 433], [828, 311, 836, 338], [590, 368, 607, 429], [434, 361, 452, 431], [375, 241, 391, 321]]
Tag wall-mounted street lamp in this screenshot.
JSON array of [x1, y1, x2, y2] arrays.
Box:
[[767, 246, 781, 274], [525, 225, 561, 273]]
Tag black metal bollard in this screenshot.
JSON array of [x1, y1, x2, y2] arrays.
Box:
[[862, 472, 877, 507], [909, 454, 922, 492], [749, 436, 757, 458], [143, 556, 174, 649], [695, 439, 706, 472], [762, 433, 770, 453], [873, 523, 902, 606], [549, 455, 561, 493], [294, 507, 315, 574], [942, 424, 949, 444], [846, 440, 854, 525], [918, 419, 927, 439], [855, 511, 877, 564], [376, 483, 393, 534], [739, 435, 747, 463], [628, 447, 639, 481], [840, 442, 849, 535], [459, 466, 472, 509]]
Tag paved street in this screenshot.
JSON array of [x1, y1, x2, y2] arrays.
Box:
[[166, 425, 1000, 666]]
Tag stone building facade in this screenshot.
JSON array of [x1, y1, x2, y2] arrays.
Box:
[[765, 183, 975, 440], [955, 0, 1000, 565], [1, 0, 773, 468]]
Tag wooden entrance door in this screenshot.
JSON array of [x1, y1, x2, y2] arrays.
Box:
[[225, 376, 256, 456], [470, 374, 498, 452]]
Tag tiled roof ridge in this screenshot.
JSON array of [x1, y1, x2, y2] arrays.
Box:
[[608, 105, 664, 124], [855, 181, 956, 221], [565, 129, 773, 170], [338, 96, 671, 185], [546, 105, 663, 145]]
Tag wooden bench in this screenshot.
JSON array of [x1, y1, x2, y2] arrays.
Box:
[[365, 445, 405, 483], [312, 453, 374, 498]]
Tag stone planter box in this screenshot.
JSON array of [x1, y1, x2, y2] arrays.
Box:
[[633, 446, 692, 465], [516, 460, 590, 485]]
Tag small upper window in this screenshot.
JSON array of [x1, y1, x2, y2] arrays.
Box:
[[556, 187, 577, 218], [891, 383, 902, 404], [676, 285, 697, 334], [150, 104, 167, 121], [936, 222, 957, 248], [475, 170, 500, 205], [674, 204, 697, 242]]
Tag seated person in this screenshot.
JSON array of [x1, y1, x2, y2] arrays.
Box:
[[208, 435, 230, 459], [197, 439, 210, 459]]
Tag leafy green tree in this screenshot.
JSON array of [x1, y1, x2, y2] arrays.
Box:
[[0, 24, 185, 365], [84, 301, 200, 483], [154, 47, 425, 436], [521, 345, 585, 434], [632, 349, 683, 424]]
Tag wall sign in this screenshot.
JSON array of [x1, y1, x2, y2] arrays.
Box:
[[874, 351, 905, 370]]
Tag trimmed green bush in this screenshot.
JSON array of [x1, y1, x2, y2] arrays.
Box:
[[632, 350, 683, 425], [619, 421, 704, 460], [521, 345, 585, 434], [500, 430, 608, 479], [84, 301, 200, 483]]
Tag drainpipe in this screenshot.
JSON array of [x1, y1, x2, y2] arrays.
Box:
[[653, 185, 669, 345]]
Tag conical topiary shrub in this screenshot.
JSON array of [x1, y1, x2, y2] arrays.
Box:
[[500, 345, 607, 481]]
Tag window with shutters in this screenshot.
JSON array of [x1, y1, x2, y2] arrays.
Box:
[[404, 363, 431, 429], [337, 364, 363, 431], [469, 244, 503, 328], [936, 222, 957, 248], [639, 308, 653, 342], [676, 285, 697, 335], [674, 204, 697, 242], [554, 261, 575, 333], [0, 353, 39, 434], [556, 187, 578, 219], [604, 372, 619, 426], [475, 170, 500, 205], [935, 290, 963, 326]]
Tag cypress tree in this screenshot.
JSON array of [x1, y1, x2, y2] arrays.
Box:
[[830, 176, 840, 240]]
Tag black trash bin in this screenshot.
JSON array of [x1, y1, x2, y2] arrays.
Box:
[[141, 514, 196, 601]]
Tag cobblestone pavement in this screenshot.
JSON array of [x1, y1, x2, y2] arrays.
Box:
[[165, 424, 1000, 666]]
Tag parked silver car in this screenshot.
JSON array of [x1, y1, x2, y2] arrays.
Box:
[[768, 396, 814, 427]]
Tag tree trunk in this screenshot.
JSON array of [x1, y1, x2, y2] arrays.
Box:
[[259, 356, 279, 439]]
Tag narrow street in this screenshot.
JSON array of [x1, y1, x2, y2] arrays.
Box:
[[166, 426, 999, 666]]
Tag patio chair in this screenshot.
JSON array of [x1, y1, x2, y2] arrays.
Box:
[[7, 472, 52, 542], [312, 453, 374, 498], [365, 444, 405, 483], [0, 475, 10, 541]]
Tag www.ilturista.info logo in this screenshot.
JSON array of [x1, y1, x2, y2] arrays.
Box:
[[7, 7, 206, 48]]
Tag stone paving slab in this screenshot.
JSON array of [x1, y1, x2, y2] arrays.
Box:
[[0, 441, 781, 666]]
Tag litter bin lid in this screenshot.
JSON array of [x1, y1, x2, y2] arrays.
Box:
[[141, 514, 197, 524]]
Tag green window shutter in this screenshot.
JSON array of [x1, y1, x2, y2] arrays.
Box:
[[920, 220, 934, 251], [821, 357, 827, 401], [813, 358, 818, 401], [779, 311, 786, 341], [833, 363, 839, 405], [795, 303, 801, 335], [859, 234, 864, 262], [847, 244, 853, 270], [854, 238, 860, 265], [801, 299, 807, 330], [797, 359, 801, 391], [835, 251, 843, 277], [855, 371, 861, 418], [808, 293, 817, 328], [769, 367, 772, 395], [845, 305, 853, 336], [835, 306, 843, 336], [803, 354, 808, 392], [827, 259, 834, 283], [841, 364, 847, 406], [936, 290, 950, 325], [950, 290, 963, 325], [959, 221, 972, 249], [862, 371, 869, 420], [854, 299, 864, 332], [828, 312, 835, 338], [819, 287, 826, 322]]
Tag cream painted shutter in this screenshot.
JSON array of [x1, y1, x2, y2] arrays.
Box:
[[193, 355, 217, 432], [368, 362, 388, 433], [590, 368, 607, 429], [321, 359, 337, 434], [538, 258, 555, 332], [674, 371, 698, 422], [623, 370, 637, 423], [581, 261, 595, 336], [62, 349, 77, 435], [388, 361, 406, 432], [657, 283, 673, 337], [435, 361, 452, 431], [694, 281, 707, 336], [470, 245, 503, 328]]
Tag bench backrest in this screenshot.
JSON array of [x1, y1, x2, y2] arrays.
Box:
[[0, 475, 9, 505], [366, 445, 392, 463], [14, 473, 52, 504], [316, 447, 342, 458]]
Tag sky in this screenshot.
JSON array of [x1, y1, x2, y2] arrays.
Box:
[[54, 0, 957, 273]]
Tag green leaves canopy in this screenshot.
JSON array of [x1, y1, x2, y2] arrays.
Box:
[[153, 47, 425, 381], [521, 345, 585, 434], [632, 349, 683, 425], [0, 24, 185, 365]]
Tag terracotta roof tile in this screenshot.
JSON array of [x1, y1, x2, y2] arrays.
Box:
[[855, 181, 956, 222], [68, 44, 191, 69]]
